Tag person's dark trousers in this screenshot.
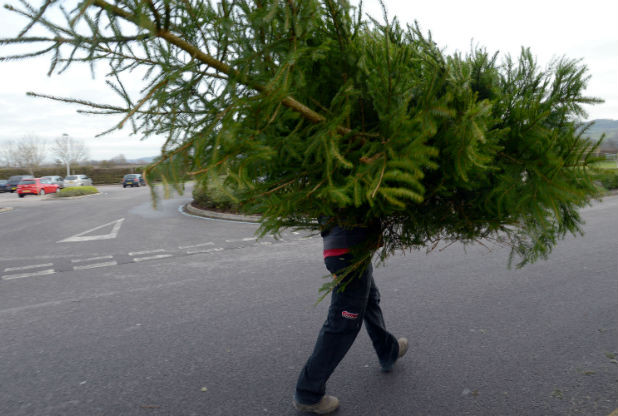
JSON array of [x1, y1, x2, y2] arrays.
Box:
[[295, 254, 399, 405]]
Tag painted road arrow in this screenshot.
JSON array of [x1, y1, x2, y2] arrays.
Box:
[[58, 218, 125, 243]]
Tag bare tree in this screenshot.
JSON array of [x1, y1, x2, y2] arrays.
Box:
[[52, 133, 89, 176], [0, 139, 19, 168], [110, 154, 127, 165], [15, 136, 47, 174]]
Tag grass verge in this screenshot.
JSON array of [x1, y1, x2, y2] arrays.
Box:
[[593, 160, 618, 170]]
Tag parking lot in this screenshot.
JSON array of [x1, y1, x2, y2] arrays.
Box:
[[1, 186, 616, 416]]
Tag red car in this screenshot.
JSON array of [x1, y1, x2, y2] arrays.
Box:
[[16, 178, 60, 197]]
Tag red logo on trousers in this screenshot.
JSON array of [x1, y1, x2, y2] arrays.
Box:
[[342, 311, 359, 319]]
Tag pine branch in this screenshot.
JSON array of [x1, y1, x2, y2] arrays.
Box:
[[117, 77, 168, 128], [26, 91, 125, 111], [90, 0, 353, 136]]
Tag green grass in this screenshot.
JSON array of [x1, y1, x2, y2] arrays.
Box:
[[593, 160, 618, 169], [56, 186, 99, 197]]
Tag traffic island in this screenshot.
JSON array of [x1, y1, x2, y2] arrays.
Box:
[[55, 186, 100, 198]]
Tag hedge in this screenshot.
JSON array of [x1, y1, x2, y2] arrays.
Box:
[[0, 166, 151, 185]]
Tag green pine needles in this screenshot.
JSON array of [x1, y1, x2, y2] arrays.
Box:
[[1, 0, 603, 266]]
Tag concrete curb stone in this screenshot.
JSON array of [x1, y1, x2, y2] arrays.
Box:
[[53, 192, 102, 200], [184, 202, 261, 223], [604, 189, 618, 197]]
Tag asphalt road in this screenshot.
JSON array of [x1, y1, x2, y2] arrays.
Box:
[[0, 186, 616, 416]]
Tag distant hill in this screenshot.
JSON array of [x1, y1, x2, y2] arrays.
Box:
[[586, 119, 618, 137], [126, 155, 157, 164], [586, 119, 618, 151]]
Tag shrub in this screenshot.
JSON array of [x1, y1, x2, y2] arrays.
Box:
[[56, 186, 99, 197], [592, 168, 618, 190], [192, 176, 241, 213], [595, 169, 618, 190]]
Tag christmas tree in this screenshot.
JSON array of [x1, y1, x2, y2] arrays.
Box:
[[1, 0, 602, 269]]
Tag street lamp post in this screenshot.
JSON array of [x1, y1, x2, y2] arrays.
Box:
[[62, 133, 70, 177]]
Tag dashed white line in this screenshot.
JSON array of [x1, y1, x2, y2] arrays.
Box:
[[2, 232, 310, 281], [71, 256, 114, 264], [73, 261, 118, 270], [129, 249, 166, 256], [178, 242, 214, 249], [186, 247, 224, 255], [2, 269, 56, 280], [132, 254, 174, 262], [4, 263, 53, 272], [225, 237, 257, 243]]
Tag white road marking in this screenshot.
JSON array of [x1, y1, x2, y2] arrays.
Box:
[[58, 218, 125, 243], [186, 247, 224, 255], [225, 237, 257, 243], [2, 269, 56, 280], [178, 242, 214, 249], [129, 249, 166, 256], [132, 254, 173, 262], [71, 256, 114, 263], [73, 261, 118, 270], [4, 263, 53, 272]]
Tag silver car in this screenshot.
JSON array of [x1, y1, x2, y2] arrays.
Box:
[[64, 174, 93, 187], [41, 175, 64, 189]]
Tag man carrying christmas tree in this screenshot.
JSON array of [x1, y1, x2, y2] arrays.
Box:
[[294, 218, 408, 414], [0, 0, 603, 413]]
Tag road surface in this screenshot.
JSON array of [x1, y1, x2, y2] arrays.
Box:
[[0, 186, 616, 415]]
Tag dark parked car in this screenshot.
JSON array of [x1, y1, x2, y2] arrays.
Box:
[[41, 175, 64, 189], [6, 175, 34, 192], [0, 179, 8, 193], [122, 174, 146, 187]]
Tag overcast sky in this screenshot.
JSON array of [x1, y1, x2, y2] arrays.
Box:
[[0, 0, 616, 161]]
